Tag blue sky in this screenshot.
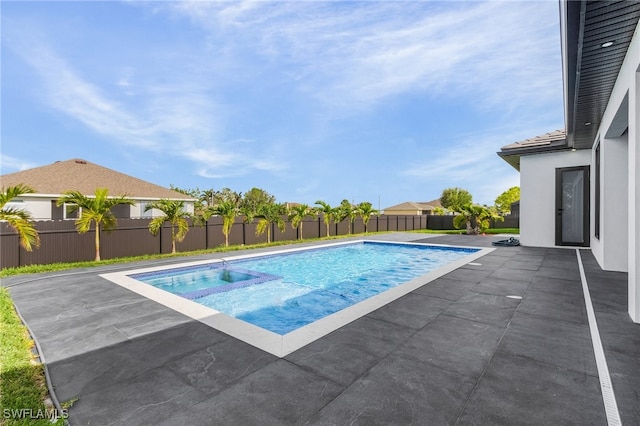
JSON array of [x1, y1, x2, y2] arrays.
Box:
[[1, 1, 563, 209]]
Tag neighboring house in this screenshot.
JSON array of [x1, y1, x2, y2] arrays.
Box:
[[384, 199, 442, 215], [498, 1, 640, 323], [0, 158, 196, 220]]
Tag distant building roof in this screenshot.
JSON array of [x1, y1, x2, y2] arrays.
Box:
[[384, 201, 439, 212], [497, 130, 569, 170], [1, 158, 193, 200], [418, 198, 443, 209]]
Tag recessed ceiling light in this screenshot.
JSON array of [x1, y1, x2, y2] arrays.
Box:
[[585, 122, 592, 126], [601, 41, 614, 48]]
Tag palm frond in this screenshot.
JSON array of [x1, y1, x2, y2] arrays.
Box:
[[148, 217, 165, 235], [0, 210, 40, 251], [0, 184, 36, 208], [174, 218, 190, 242], [256, 218, 269, 236], [75, 211, 95, 233]]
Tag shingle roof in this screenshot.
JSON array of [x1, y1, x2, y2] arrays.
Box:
[[384, 201, 438, 211], [418, 198, 443, 209], [0, 158, 194, 200]]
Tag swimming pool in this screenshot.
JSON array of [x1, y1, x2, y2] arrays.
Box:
[[102, 239, 492, 356]]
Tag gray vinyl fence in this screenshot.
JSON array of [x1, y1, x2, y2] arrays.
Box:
[[0, 215, 428, 269], [425, 214, 519, 231]]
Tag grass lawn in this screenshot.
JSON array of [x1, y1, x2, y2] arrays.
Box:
[[0, 288, 66, 425]]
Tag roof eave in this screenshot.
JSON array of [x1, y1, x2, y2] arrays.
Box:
[[560, 0, 586, 149], [497, 144, 573, 171]]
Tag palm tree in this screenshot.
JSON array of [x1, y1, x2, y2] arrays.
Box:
[[453, 204, 503, 235], [357, 201, 379, 233], [288, 204, 314, 240], [337, 199, 357, 234], [204, 200, 238, 247], [57, 188, 133, 261], [314, 200, 334, 237], [0, 184, 40, 251], [255, 203, 286, 243], [145, 199, 191, 254]]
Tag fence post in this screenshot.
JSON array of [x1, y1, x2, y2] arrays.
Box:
[[242, 221, 246, 245]]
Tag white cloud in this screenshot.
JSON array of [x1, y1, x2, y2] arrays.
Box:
[[400, 123, 556, 204], [4, 30, 287, 179], [0, 154, 38, 174], [3, 0, 561, 196], [162, 1, 561, 113]]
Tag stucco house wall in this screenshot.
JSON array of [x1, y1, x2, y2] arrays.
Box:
[[384, 209, 421, 215], [520, 150, 591, 248], [591, 135, 628, 273], [589, 21, 640, 320]]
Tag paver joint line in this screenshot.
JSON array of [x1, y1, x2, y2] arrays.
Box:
[[576, 249, 622, 426]]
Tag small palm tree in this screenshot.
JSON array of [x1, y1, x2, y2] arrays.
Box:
[[314, 200, 334, 237], [288, 204, 314, 240], [357, 201, 379, 233], [57, 188, 133, 261], [0, 184, 40, 251], [453, 204, 503, 235], [204, 200, 238, 247], [337, 200, 357, 234], [145, 199, 191, 254], [255, 203, 286, 243]]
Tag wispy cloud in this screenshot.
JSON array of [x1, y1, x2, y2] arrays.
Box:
[[4, 26, 287, 178], [2, 1, 561, 205], [163, 1, 561, 113], [0, 154, 38, 174], [401, 123, 551, 204]]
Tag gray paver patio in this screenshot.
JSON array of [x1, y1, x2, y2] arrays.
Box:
[[3, 233, 639, 425]]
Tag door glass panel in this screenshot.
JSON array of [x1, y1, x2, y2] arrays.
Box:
[[561, 170, 584, 244]]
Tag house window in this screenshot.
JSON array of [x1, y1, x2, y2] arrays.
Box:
[[64, 203, 80, 220], [595, 142, 601, 240], [139, 202, 153, 218]]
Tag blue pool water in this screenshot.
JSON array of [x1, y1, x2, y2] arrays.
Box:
[[131, 242, 478, 334]]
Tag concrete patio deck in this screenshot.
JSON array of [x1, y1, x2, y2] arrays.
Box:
[[3, 233, 639, 425]]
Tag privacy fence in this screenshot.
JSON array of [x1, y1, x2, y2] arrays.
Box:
[[0, 214, 518, 268], [1, 215, 429, 269]]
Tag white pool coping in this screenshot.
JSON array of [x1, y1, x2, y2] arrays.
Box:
[[100, 240, 494, 357]]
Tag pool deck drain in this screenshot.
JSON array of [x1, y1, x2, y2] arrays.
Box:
[[4, 233, 639, 425]]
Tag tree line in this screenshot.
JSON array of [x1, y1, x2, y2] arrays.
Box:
[[171, 186, 379, 248], [0, 184, 379, 262], [1, 183, 519, 262]]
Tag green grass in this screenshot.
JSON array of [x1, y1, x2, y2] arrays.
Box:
[[481, 228, 520, 234], [0, 288, 66, 425]]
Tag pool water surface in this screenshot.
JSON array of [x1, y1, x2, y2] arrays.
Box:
[[131, 242, 478, 334], [102, 240, 492, 356]]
